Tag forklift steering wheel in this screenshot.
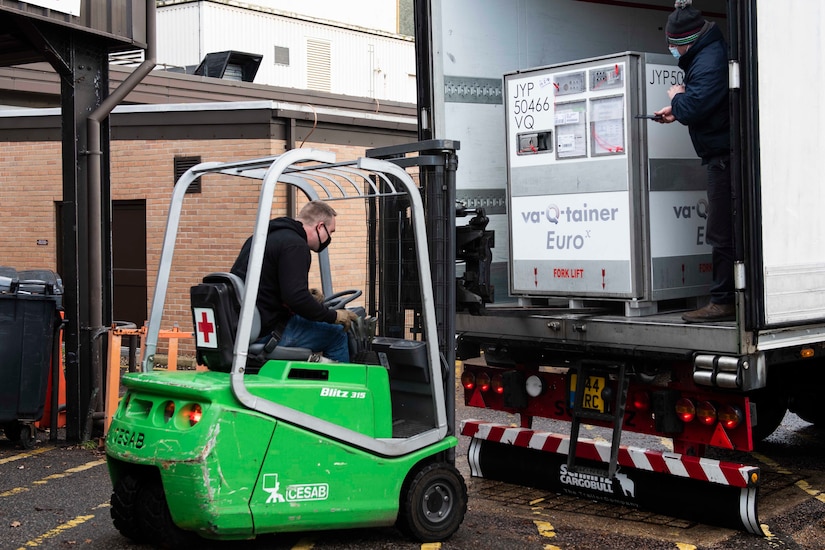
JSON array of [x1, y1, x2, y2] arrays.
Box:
[[323, 289, 362, 310]]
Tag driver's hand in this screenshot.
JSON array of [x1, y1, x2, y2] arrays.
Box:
[[310, 288, 325, 303], [335, 309, 358, 332]]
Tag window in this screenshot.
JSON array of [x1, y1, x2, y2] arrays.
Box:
[[274, 45, 290, 66]]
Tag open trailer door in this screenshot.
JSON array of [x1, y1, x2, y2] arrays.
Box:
[[740, 0, 825, 331]]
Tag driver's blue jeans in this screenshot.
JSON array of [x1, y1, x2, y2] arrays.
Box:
[[278, 314, 349, 362]]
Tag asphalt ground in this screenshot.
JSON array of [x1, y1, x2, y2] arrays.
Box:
[[1, 387, 824, 549]]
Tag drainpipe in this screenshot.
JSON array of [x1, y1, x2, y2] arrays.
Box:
[[83, 0, 156, 437]]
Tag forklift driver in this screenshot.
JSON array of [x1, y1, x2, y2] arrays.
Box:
[[231, 200, 358, 362]]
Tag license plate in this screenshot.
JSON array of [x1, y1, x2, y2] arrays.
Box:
[[569, 374, 606, 413]]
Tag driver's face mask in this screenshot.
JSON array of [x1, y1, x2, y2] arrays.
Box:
[[316, 223, 332, 252]]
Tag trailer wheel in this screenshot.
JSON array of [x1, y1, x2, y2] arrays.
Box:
[[750, 389, 788, 442], [397, 462, 467, 542], [136, 475, 199, 548], [111, 474, 150, 543]]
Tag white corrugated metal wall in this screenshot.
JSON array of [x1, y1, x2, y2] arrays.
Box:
[[156, 2, 416, 103]]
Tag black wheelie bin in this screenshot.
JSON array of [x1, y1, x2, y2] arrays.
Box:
[[0, 268, 63, 448]]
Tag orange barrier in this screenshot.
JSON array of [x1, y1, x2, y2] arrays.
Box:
[[104, 323, 202, 434]]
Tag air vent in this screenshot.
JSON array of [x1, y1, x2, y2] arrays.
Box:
[[173, 156, 202, 194]]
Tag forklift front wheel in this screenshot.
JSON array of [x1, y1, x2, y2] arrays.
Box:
[[397, 462, 468, 542]]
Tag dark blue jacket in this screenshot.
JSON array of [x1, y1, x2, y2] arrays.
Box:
[[671, 23, 730, 162]]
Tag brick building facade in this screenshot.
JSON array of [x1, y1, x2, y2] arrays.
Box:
[[0, 72, 416, 353]]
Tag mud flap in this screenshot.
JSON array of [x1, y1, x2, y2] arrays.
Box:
[[462, 420, 762, 535]]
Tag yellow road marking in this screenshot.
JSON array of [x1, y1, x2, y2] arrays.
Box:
[[754, 452, 825, 502], [421, 544, 442, 550], [32, 459, 106, 484], [2, 459, 106, 498], [0, 486, 29, 498], [795, 479, 825, 503], [534, 520, 556, 538], [291, 537, 316, 549], [17, 514, 95, 549], [751, 452, 792, 475], [676, 544, 697, 550], [0, 447, 53, 465]]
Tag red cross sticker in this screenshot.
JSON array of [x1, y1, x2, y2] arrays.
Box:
[[194, 308, 217, 349]]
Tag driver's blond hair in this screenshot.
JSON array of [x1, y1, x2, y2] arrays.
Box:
[[297, 200, 337, 225]]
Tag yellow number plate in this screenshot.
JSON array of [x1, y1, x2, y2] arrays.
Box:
[[569, 374, 606, 413]]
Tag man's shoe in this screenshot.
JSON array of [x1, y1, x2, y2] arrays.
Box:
[[681, 302, 735, 323]]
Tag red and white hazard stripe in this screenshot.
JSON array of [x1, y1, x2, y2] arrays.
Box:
[[461, 420, 759, 489]]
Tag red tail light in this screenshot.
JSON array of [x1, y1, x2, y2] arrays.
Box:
[[696, 400, 717, 426], [163, 401, 175, 423], [631, 391, 650, 412], [186, 404, 203, 427], [461, 371, 476, 390], [718, 404, 742, 429], [675, 398, 696, 422], [476, 372, 491, 392], [491, 374, 505, 394]]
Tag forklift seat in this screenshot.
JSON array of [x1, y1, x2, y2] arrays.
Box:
[[190, 272, 312, 372]]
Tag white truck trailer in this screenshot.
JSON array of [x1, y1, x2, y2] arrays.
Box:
[[411, 0, 825, 533]]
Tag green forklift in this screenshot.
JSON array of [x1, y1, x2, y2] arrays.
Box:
[[105, 142, 466, 546]]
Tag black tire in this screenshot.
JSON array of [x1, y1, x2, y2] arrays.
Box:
[[18, 424, 36, 450], [397, 462, 467, 542], [750, 389, 789, 442], [111, 474, 150, 543], [2, 422, 21, 442], [136, 474, 199, 549]]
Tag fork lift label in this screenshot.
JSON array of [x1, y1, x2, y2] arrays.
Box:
[[462, 420, 762, 535]]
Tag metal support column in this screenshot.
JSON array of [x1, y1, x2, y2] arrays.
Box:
[[58, 33, 109, 442]]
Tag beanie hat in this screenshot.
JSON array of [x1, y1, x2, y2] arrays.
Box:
[[666, 0, 706, 45]]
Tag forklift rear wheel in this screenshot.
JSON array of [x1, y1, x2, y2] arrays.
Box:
[[397, 462, 467, 542], [111, 474, 150, 543], [136, 474, 199, 548]]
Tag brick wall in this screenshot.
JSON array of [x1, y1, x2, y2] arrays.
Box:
[[0, 138, 378, 357]]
